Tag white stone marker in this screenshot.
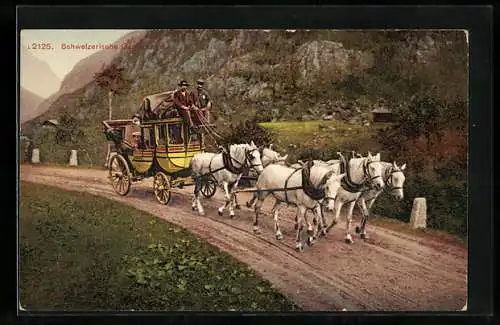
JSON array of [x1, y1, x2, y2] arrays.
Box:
[[69, 150, 78, 166], [409, 197, 427, 229], [31, 148, 40, 164]]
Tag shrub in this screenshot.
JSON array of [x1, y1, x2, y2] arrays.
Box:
[[220, 118, 276, 147]]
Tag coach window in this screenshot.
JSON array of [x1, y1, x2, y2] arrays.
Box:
[[168, 123, 184, 145], [156, 125, 167, 146], [141, 126, 154, 149], [188, 130, 200, 146]]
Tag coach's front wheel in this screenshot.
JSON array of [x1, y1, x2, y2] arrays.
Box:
[[109, 154, 131, 196]]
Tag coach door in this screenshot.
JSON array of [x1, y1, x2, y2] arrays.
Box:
[[132, 125, 154, 174]]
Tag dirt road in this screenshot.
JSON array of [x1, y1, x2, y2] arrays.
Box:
[[19, 165, 467, 311]]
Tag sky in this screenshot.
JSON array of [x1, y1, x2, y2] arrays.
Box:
[[20, 29, 140, 80]]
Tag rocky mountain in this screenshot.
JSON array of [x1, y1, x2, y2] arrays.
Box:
[[30, 30, 148, 123], [26, 29, 400, 127], [20, 47, 60, 98], [23, 29, 465, 147], [20, 87, 44, 123]]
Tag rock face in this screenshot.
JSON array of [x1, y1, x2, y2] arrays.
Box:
[[23, 29, 444, 129], [295, 40, 373, 85], [59, 30, 147, 95]]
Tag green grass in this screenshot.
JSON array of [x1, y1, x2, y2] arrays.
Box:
[[367, 215, 467, 247], [260, 120, 393, 156], [19, 181, 298, 311]]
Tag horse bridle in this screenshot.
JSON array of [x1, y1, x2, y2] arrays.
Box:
[[384, 166, 404, 192], [318, 170, 337, 207], [229, 147, 263, 172], [363, 158, 383, 185]]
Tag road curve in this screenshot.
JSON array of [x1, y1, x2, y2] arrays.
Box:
[[19, 165, 467, 311]]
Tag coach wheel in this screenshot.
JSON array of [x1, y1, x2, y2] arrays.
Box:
[[109, 154, 131, 196], [200, 175, 217, 198], [154, 171, 172, 205]]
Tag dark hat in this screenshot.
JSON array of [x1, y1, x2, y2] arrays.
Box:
[[178, 80, 189, 86], [196, 79, 205, 85]]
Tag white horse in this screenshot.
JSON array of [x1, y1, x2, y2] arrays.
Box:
[[353, 161, 406, 239], [252, 161, 346, 251], [303, 157, 406, 240], [321, 152, 386, 244], [240, 144, 289, 209], [260, 144, 289, 168], [190, 141, 264, 218]]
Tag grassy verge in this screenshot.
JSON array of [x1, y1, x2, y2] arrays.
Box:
[[368, 215, 467, 247], [19, 181, 298, 311], [260, 120, 392, 154]]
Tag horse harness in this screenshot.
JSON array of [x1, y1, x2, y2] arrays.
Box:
[[206, 146, 262, 176], [275, 161, 336, 208], [340, 157, 380, 194]]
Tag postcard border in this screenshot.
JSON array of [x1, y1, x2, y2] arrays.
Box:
[[13, 5, 494, 324]]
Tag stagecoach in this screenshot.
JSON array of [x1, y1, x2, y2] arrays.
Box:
[[102, 94, 217, 205]]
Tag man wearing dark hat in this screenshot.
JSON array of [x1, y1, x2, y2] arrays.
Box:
[[190, 79, 212, 123], [173, 80, 195, 129]]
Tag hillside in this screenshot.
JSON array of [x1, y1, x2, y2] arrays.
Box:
[[30, 30, 148, 123], [23, 30, 466, 163], [20, 47, 60, 98], [20, 87, 44, 123]]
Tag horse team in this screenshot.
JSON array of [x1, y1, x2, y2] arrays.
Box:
[[190, 141, 406, 251]]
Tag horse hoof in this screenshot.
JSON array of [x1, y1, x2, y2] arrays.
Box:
[[235, 204, 241, 210], [355, 226, 361, 234], [230, 213, 236, 219], [360, 233, 368, 240], [276, 233, 283, 241], [307, 237, 314, 246], [199, 211, 206, 217], [294, 223, 298, 230], [344, 238, 354, 244], [192, 206, 197, 211], [295, 243, 304, 252], [253, 227, 261, 234], [218, 210, 223, 216], [246, 202, 251, 208]]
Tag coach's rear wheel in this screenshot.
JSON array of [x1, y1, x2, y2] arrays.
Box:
[[200, 176, 217, 198], [154, 172, 171, 205], [109, 154, 131, 196]]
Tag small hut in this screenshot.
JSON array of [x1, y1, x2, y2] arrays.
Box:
[[371, 106, 394, 123]]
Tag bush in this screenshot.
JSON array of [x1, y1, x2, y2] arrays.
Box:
[[220, 118, 276, 147], [374, 111, 467, 238]]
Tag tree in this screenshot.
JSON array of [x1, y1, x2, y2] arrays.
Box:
[[94, 63, 132, 166]]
